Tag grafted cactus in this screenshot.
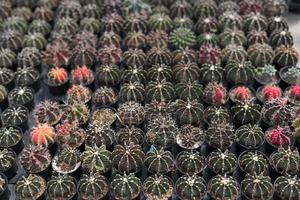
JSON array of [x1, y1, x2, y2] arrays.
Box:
[[47, 67, 68, 86], [34, 100, 62, 125], [236, 124, 265, 149], [231, 100, 261, 124], [265, 126, 294, 149], [238, 151, 268, 175], [176, 124, 205, 150], [225, 60, 254, 85], [285, 85, 300, 105], [175, 175, 206, 200], [274, 176, 300, 200], [208, 175, 240, 200], [203, 82, 228, 106], [203, 106, 231, 124], [176, 150, 205, 175], [143, 174, 173, 200], [47, 174, 77, 199], [229, 86, 254, 103], [31, 124, 55, 147], [257, 85, 282, 103], [15, 174, 46, 200], [144, 148, 174, 174], [208, 150, 237, 175]]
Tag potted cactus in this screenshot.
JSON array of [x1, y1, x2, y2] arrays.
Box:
[[256, 85, 282, 103], [231, 100, 261, 125], [45, 67, 69, 95], [265, 126, 294, 153], [143, 174, 173, 200], [236, 124, 265, 151], [110, 173, 142, 200], [0, 85, 7, 110], [71, 65, 95, 88], [8, 86, 34, 110], [173, 47, 197, 64], [174, 99, 203, 126], [116, 126, 144, 146], [267, 16, 288, 34], [0, 148, 17, 179], [175, 175, 206, 200], [197, 32, 218, 47], [30, 123, 56, 154], [254, 64, 279, 86], [96, 64, 121, 87], [203, 106, 231, 124], [170, 27, 196, 49], [91, 107, 117, 127], [274, 176, 300, 200], [148, 64, 172, 82], [34, 100, 62, 125], [207, 149, 237, 176], [218, 29, 246, 48], [279, 66, 300, 86], [119, 82, 145, 103], [0, 126, 23, 154], [122, 66, 147, 84], [241, 174, 274, 200], [123, 48, 146, 67], [145, 101, 174, 121], [0, 48, 16, 69], [63, 103, 90, 125], [273, 46, 299, 68], [198, 63, 224, 85], [269, 30, 293, 48], [203, 82, 228, 106], [47, 174, 77, 200], [293, 117, 300, 147], [15, 174, 46, 200], [198, 45, 221, 65], [207, 175, 240, 200], [146, 80, 174, 102], [117, 101, 145, 127], [17, 47, 41, 70], [78, 173, 109, 200], [284, 85, 300, 105], [86, 123, 115, 149], [176, 150, 206, 175], [1, 105, 28, 131], [221, 44, 247, 64], [0, 68, 14, 90], [176, 124, 205, 150], [247, 43, 274, 68], [194, 17, 218, 34], [175, 80, 203, 101], [246, 30, 269, 46], [144, 148, 174, 175], [93, 87, 119, 107], [66, 85, 92, 105], [14, 67, 40, 91], [229, 86, 254, 103]]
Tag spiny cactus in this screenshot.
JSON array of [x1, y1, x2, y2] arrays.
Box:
[[173, 61, 200, 82], [147, 30, 169, 48], [169, 0, 192, 18], [269, 147, 300, 176], [71, 65, 94, 86], [13, 7, 32, 21], [119, 82, 145, 103], [241, 174, 274, 200], [284, 85, 300, 105], [273, 46, 299, 68], [28, 19, 51, 35], [63, 103, 90, 125], [265, 126, 294, 149], [231, 100, 261, 124], [2, 105, 28, 127], [0, 29, 23, 52], [15, 174, 46, 200], [43, 40, 70, 67], [218, 1, 239, 14], [99, 31, 121, 48], [236, 124, 265, 149], [218, 11, 242, 31], [0, 68, 14, 88], [23, 33, 46, 50], [255, 65, 278, 85], [124, 31, 147, 49], [124, 14, 148, 33], [123, 48, 146, 67], [0, 1, 11, 20], [221, 44, 247, 64], [144, 148, 174, 174], [194, 17, 218, 34], [66, 85, 91, 105], [239, 151, 268, 175], [91, 107, 117, 127], [17, 47, 41, 68], [116, 126, 143, 146], [176, 124, 205, 150], [274, 176, 300, 200], [175, 80, 203, 101], [219, 29, 246, 48], [208, 175, 240, 200], [208, 149, 237, 175], [293, 117, 300, 144], [173, 16, 193, 29], [247, 43, 274, 67], [267, 16, 289, 35], [124, 0, 151, 16], [193, 0, 217, 18], [53, 17, 78, 35], [148, 64, 172, 81], [229, 86, 254, 103], [145, 100, 174, 121], [197, 33, 219, 48], [47, 67, 68, 86], [176, 150, 205, 175], [247, 30, 269, 46], [100, 13, 124, 34], [1, 16, 28, 33], [110, 173, 142, 200], [70, 44, 97, 67], [82, 2, 102, 18], [0, 48, 16, 68], [203, 82, 228, 106], [258, 85, 282, 103], [34, 100, 62, 125], [78, 173, 109, 200], [56, 0, 82, 20], [0, 148, 15, 172], [175, 175, 206, 200], [147, 47, 172, 66], [93, 87, 118, 106], [86, 123, 115, 148], [280, 66, 300, 85], [0, 126, 22, 148], [56, 120, 85, 148], [31, 124, 55, 147], [20, 145, 51, 173], [243, 12, 267, 34], [37, 0, 59, 8], [149, 13, 173, 32], [47, 174, 77, 199], [122, 66, 147, 84], [118, 101, 145, 127], [79, 17, 101, 34], [0, 85, 7, 104], [8, 86, 33, 107], [175, 99, 203, 126], [198, 63, 223, 84], [203, 106, 231, 124], [239, 0, 263, 15], [96, 64, 121, 86], [33, 6, 54, 22], [264, 0, 288, 17], [55, 147, 81, 173], [170, 28, 196, 49], [270, 30, 293, 48], [143, 174, 173, 200], [146, 80, 174, 102], [225, 60, 255, 85], [97, 45, 121, 65]]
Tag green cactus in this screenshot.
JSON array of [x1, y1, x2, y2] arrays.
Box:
[[218, 1, 239, 13], [116, 126, 144, 146], [247, 43, 274, 67], [47, 174, 77, 199], [175, 175, 206, 200], [170, 0, 192, 18], [175, 80, 203, 101], [148, 64, 172, 82], [100, 13, 124, 34], [208, 175, 240, 200], [28, 19, 51, 35], [146, 80, 174, 102], [15, 174, 46, 200], [1, 16, 28, 33], [147, 30, 169, 48], [2, 106, 28, 127], [0, 126, 22, 148], [17, 47, 41, 68], [79, 17, 101, 34], [96, 64, 121, 86], [143, 174, 173, 200], [197, 32, 219, 47], [173, 61, 200, 82], [147, 47, 172, 66], [119, 82, 145, 103], [170, 28, 196, 48], [23, 33, 47, 50], [124, 31, 147, 49], [199, 63, 224, 85], [0, 48, 16, 68], [54, 17, 78, 35], [267, 16, 288, 35], [0, 148, 15, 172], [173, 16, 193, 29], [86, 124, 115, 148], [203, 106, 231, 124], [270, 30, 293, 48], [149, 13, 173, 32], [144, 148, 174, 174], [124, 14, 148, 33], [264, 0, 288, 17], [110, 173, 142, 200], [231, 100, 261, 124], [0, 29, 23, 52], [145, 100, 174, 121], [208, 149, 237, 175], [225, 60, 255, 85], [243, 13, 267, 33], [123, 48, 147, 67], [56, 147, 81, 173], [79, 173, 109, 200], [219, 11, 242, 31], [274, 176, 300, 200], [64, 103, 90, 125], [221, 44, 247, 64], [236, 124, 265, 149], [193, 0, 217, 18], [273, 46, 299, 68], [219, 29, 246, 48], [176, 150, 205, 175], [34, 100, 62, 125], [118, 101, 145, 127], [122, 66, 147, 84], [175, 99, 203, 126], [194, 17, 218, 34], [255, 64, 278, 85], [239, 151, 268, 175], [8, 86, 33, 107], [176, 125, 205, 150]]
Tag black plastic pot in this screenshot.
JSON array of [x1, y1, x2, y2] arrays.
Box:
[[34, 164, 53, 181], [44, 77, 70, 96]]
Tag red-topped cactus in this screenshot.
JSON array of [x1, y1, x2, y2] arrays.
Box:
[[198, 45, 221, 65], [31, 124, 55, 147], [258, 85, 282, 102], [266, 126, 293, 148], [71, 65, 94, 86], [203, 82, 228, 106], [229, 86, 254, 103], [285, 85, 300, 105], [47, 67, 68, 86]]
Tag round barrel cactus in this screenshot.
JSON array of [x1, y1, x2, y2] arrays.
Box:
[[80, 17, 101, 34], [0, 126, 22, 148], [176, 150, 205, 175], [124, 14, 148, 33], [274, 176, 300, 200], [203, 82, 228, 106], [170, 0, 192, 18], [8, 86, 34, 107], [149, 13, 173, 32], [208, 149, 237, 175], [247, 43, 274, 67], [116, 126, 144, 146], [47, 174, 77, 199], [79, 173, 109, 200], [0, 1, 11, 20], [219, 29, 246, 48], [28, 19, 51, 35], [221, 44, 247, 64], [0, 85, 7, 105], [173, 61, 200, 82], [1, 16, 28, 33], [23, 33, 47, 50], [33, 6, 54, 22], [86, 124, 114, 148], [17, 47, 41, 68], [146, 80, 174, 102], [31, 123, 55, 147], [236, 124, 265, 149], [198, 45, 221, 65], [208, 175, 240, 200], [70, 44, 97, 66], [203, 106, 231, 124], [218, 11, 242, 31], [238, 151, 268, 175], [122, 66, 147, 84], [247, 30, 269, 46], [0, 148, 15, 173], [176, 124, 205, 150], [173, 47, 197, 64], [0, 68, 14, 87], [218, 1, 239, 13], [100, 31, 121, 47], [0, 29, 23, 52], [53, 17, 78, 35], [194, 17, 218, 34], [193, 0, 217, 17], [147, 30, 169, 48], [2, 105, 28, 127], [269, 30, 293, 48], [145, 100, 174, 121], [225, 60, 254, 85], [146, 47, 172, 66], [170, 28, 196, 48], [123, 48, 146, 67], [197, 32, 219, 47], [273, 46, 299, 68], [231, 100, 261, 124], [239, 0, 263, 15], [0, 48, 16, 68], [144, 148, 174, 174], [267, 16, 289, 35], [118, 101, 145, 127], [148, 64, 172, 82], [173, 16, 193, 29], [55, 147, 81, 173], [93, 86, 118, 106], [34, 100, 62, 125], [175, 80, 203, 101], [96, 64, 121, 86], [119, 82, 145, 103], [243, 12, 267, 34], [143, 174, 173, 200], [15, 174, 46, 200], [264, 0, 288, 17], [175, 175, 206, 200], [174, 99, 203, 126], [199, 63, 224, 85]]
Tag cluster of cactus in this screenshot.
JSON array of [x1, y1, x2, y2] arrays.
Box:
[[265, 126, 293, 149]]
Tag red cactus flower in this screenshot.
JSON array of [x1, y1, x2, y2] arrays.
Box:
[[289, 85, 300, 100], [48, 67, 68, 84], [269, 126, 291, 146], [233, 86, 251, 102], [198, 45, 221, 65], [71, 65, 94, 85], [262, 85, 281, 101], [31, 124, 55, 146]]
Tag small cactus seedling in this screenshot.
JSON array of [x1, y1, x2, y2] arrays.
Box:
[[229, 86, 254, 103], [176, 124, 205, 150], [116, 126, 144, 146], [225, 60, 255, 85], [0, 148, 15, 173], [71, 65, 94, 86], [208, 150, 237, 175], [118, 101, 145, 127], [123, 48, 146, 67], [20, 145, 51, 173], [274, 176, 300, 200], [34, 100, 62, 125], [97, 45, 121, 65], [247, 43, 274, 67], [203, 82, 228, 106], [241, 174, 274, 200], [238, 151, 268, 175], [285, 85, 300, 105], [198, 45, 221, 65], [31, 124, 56, 147], [55, 147, 81, 173], [175, 175, 206, 200], [78, 173, 109, 200], [47, 174, 77, 199], [236, 124, 265, 150], [231, 100, 261, 124], [144, 148, 174, 174], [66, 85, 92, 105], [255, 64, 278, 85], [146, 47, 172, 66], [265, 126, 293, 149], [273, 46, 299, 68], [143, 175, 173, 200], [47, 67, 68, 86], [203, 106, 231, 124], [15, 174, 46, 200], [257, 85, 282, 102], [96, 64, 121, 86], [0, 48, 16, 68], [176, 150, 206, 175]]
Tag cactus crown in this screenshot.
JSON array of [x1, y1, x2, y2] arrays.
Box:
[[261, 85, 282, 102], [16, 174, 46, 200], [71, 65, 94, 85], [56, 147, 81, 172], [281, 66, 300, 85], [175, 175, 206, 200], [47, 67, 68, 85], [0, 126, 22, 147], [208, 149, 237, 175], [274, 176, 300, 200], [47, 174, 76, 199], [34, 100, 62, 125], [118, 101, 145, 127], [176, 150, 206, 175], [56, 120, 85, 148], [143, 174, 173, 200], [144, 148, 174, 174], [79, 173, 109, 200], [203, 82, 228, 106], [239, 151, 268, 174], [0, 148, 15, 171], [176, 124, 205, 150], [287, 85, 300, 102], [230, 86, 253, 103], [31, 124, 55, 147]]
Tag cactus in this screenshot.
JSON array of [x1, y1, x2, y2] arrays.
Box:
[[218, 1, 239, 13], [56, 0, 82, 20], [99, 31, 121, 47], [145, 100, 174, 121], [243, 13, 267, 34], [91, 107, 116, 127], [31, 124, 55, 147], [225, 60, 255, 85], [70, 44, 97, 67], [175, 99, 203, 126], [198, 63, 223, 84], [269, 147, 300, 176], [265, 126, 294, 149], [236, 124, 265, 149], [241, 174, 274, 200], [255, 65, 278, 85], [176, 150, 205, 175], [203, 82, 228, 106], [75, 31, 98, 47], [20, 145, 51, 173], [0, 67, 14, 87], [97, 45, 121, 65], [258, 85, 282, 102], [0, 48, 16, 68], [124, 0, 151, 15], [203, 106, 231, 124], [63, 103, 90, 125], [172, 48, 197, 64], [280, 66, 300, 85], [17, 47, 41, 68], [28, 19, 51, 36], [175, 80, 203, 101], [1, 16, 27, 33], [0, 126, 22, 148], [0, 29, 23, 52], [47, 174, 77, 199], [79, 173, 109, 200], [143, 174, 173, 200], [273, 46, 299, 68], [100, 13, 124, 34], [239, 151, 268, 174], [197, 33, 219, 48], [267, 16, 289, 35], [147, 30, 169, 48], [2, 106, 28, 127], [147, 47, 172, 66], [229, 86, 254, 103], [247, 43, 274, 67], [66, 85, 91, 105], [207, 175, 240, 200], [122, 66, 147, 84], [110, 173, 141, 200], [12, 7, 32, 21], [86, 123, 115, 148], [82, 3, 102, 18], [93, 87, 118, 106], [56, 120, 85, 148], [124, 31, 147, 49], [123, 48, 146, 67], [149, 13, 173, 32], [0, 1, 11, 20], [193, 0, 217, 18], [124, 14, 148, 33], [219, 29, 246, 48], [118, 101, 145, 127], [146, 80, 174, 102], [79, 17, 101, 34], [144, 148, 173, 174], [43, 40, 70, 67], [37, 0, 59, 8], [261, 98, 295, 126], [116, 126, 144, 146], [47, 67, 68, 86], [33, 6, 54, 22], [0, 148, 15, 172], [175, 175, 206, 200], [285, 85, 300, 105], [264, 0, 288, 17], [71, 65, 94, 86], [170, 0, 192, 18], [23, 33, 46, 50], [247, 30, 269, 45], [208, 149, 237, 175], [198, 45, 221, 65], [56, 147, 81, 173], [238, 0, 263, 15], [170, 28, 196, 49], [219, 11, 242, 31], [53, 17, 78, 35], [34, 101, 62, 125], [15, 174, 46, 200], [194, 17, 218, 34], [270, 30, 293, 48], [111, 144, 145, 173], [206, 121, 235, 150], [221, 44, 247, 64], [96, 64, 121, 86], [173, 61, 200, 82], [148, 64, 172, 81], [173, 16, 193, 29], [119, 82, 145, 103], [81, 145, 111, 174], [274, 176, 300, 200], [176, 124, 205, 150], [231, 100, 261, 124]]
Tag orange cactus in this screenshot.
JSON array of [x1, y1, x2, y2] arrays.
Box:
[[48, 67, 68, 85], [31, 124, 56, 146], [71, 65, 94, 85]]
